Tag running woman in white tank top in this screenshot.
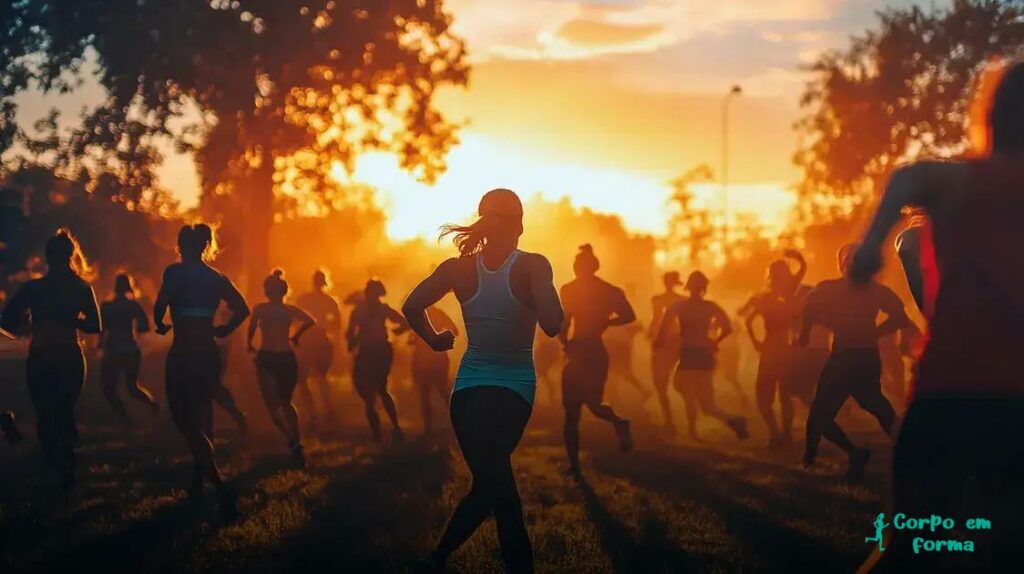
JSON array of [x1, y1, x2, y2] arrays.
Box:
[[403, 189, 563, 574]]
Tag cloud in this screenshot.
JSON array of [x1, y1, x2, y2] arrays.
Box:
[[556, 19, 666, 47]]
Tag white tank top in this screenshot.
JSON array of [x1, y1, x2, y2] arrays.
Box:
[[453, 250, 539, 404]]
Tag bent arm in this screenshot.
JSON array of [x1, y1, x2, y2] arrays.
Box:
[[745, 306, 764, 349], [713, 305, 733, 344], [854, 162, 959, 282], [607, 288, 637, 327], [0, 283, 32, 338], [291, 306, 316, 341], [529, 254, 564, 337], [153, 266, 176, 333], [246, 308, 259, 350], [785, 249, 808, 288], [402, 259, 456, 346], [216, 276, 250, 337], [78, 287, 101, 334], [798, 291, 820, 347], [135, 303, 151, 335], [876, 288, 911, 339], [895, 226, 926, 313]]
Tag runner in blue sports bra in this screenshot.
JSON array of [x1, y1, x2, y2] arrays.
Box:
[[154, 223, 249, 519], [403, 189, 563, 574]]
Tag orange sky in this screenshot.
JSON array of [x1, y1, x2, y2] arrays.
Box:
[[13, 0, 937, 239]]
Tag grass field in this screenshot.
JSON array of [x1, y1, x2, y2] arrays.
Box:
[[0, 398, 889, 573]]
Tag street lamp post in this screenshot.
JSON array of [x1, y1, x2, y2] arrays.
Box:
[[722, 84, 742, 246]]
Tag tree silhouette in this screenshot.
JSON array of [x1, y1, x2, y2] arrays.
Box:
[[1, 0, 468, 292], [794, 0, 1024, 220], [666, 164, 718, 269]]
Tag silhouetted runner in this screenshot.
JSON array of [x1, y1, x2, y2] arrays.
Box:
[[742, 249, 806, 448], [409, 305, 458, 433], [853, 60, 1024, 572], [99, 272, 159, 425], [247, 269, 314, 466], [656, 271, 747, 441], [800, 244, 907, 480], [404, 189, 563, 574], [0, 230, 99, 492], [154, 223, 249, 519], [780, 281, 830, 438], [295, 268, 341, 430], [560, 244, 635, 477], [648, 271, 685, 434], [347, 278, 408, 445]]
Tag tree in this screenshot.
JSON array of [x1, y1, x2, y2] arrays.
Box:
[[665, 164, 719, 269], [794, 0, 1024, 219], [1, 0, 468, 292]]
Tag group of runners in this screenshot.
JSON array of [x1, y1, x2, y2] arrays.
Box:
[[1, 58, 1022, 573]]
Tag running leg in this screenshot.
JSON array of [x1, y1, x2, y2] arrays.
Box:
[[804, 357, 854, 465], [651, 351, 676, 433], [123, 351, 158, 415], [563, 402, 583, 474], [755, 353, 782, 443], [850, 355, 897, 436], [101, 355, 131, 425]]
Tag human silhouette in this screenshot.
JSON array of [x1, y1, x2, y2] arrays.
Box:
[[560, 244, 635, 477], [779, 282, 831, 438], [409, 305, 458, 433], [800, 244, 907, 480], [851, 60, 1024, 571], [99, 272, 159, 425], [153, 223, 249, 519], [247, 269, 314, 465], [295, 268, 341, 430], [0, 229, 101, 493], [742, 249, 806, 448], [403, 188, 563, 574], [656, 271, 748, 441], [347, 278, 408, 444], [648, 271, 685, 434]]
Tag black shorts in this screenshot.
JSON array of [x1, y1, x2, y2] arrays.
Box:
[[784, 347, 829, 400], [562, 339, 609, 407], [257, 350, 299, 405], [678, 347, 715, 371], [816, 348, 882, 400]]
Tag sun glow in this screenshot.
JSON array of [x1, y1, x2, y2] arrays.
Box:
[[331, 134, 796, 242]]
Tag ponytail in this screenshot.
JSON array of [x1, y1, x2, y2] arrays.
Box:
[[439, 214, 497, 257], [46, 228, 94, 281]]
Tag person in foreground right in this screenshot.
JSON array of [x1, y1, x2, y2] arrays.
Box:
[[403, 189, 563, 574], [853, 59, 1024, 571]]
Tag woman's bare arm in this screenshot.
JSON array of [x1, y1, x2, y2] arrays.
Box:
[[402, 259, 457, 351], [526, 253, 564, 337]]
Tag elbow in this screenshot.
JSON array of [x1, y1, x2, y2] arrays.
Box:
[[401, 301, 420, 323], [539, 311, 564, 338]]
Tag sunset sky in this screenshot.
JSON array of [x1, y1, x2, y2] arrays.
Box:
[[16, 0, 936, 239]]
